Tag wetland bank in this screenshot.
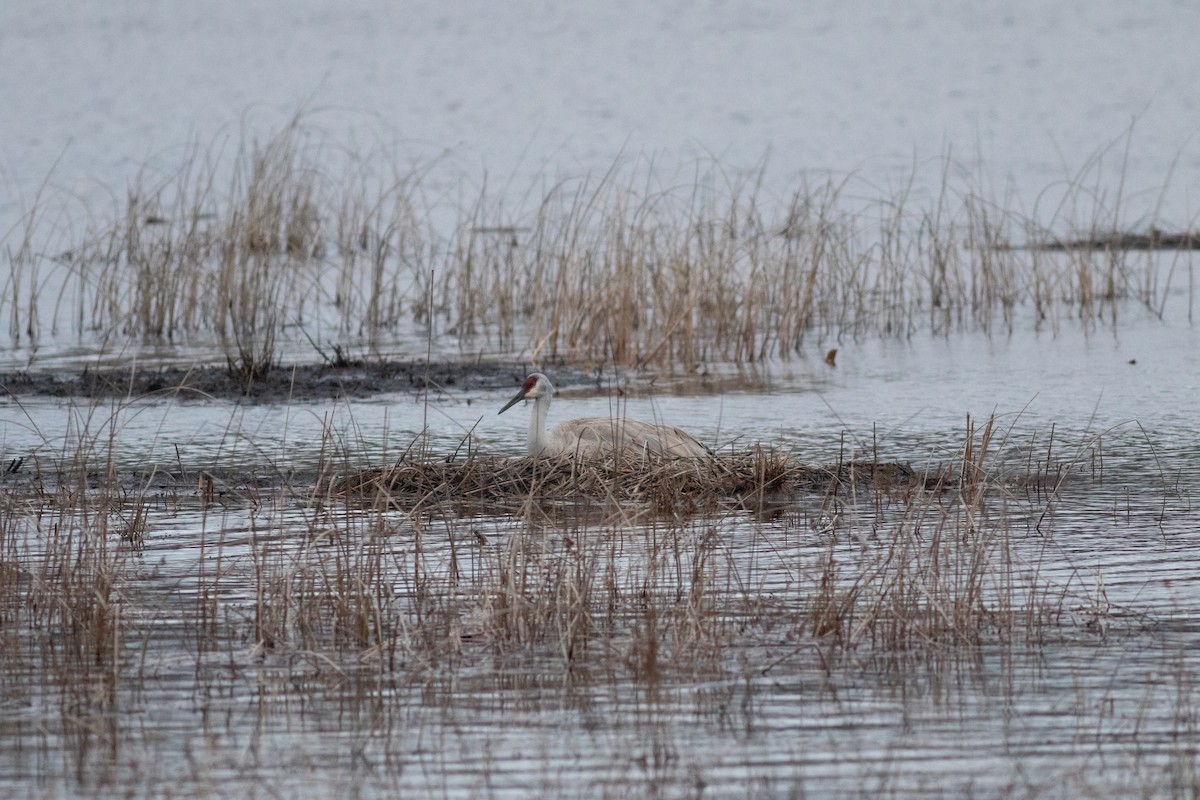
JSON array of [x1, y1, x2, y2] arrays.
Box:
[[5, 2, 1200, 797]]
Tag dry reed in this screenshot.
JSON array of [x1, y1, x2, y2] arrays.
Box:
[[3, 118, 1193, 371], [0, 406, 1097, 680]]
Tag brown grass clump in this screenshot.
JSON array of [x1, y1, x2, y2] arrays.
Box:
[[4, 117, 1192, 368], [0, 410, 154, 716], [330, 448, 943, 515]]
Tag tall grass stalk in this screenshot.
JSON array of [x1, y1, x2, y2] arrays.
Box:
[[3, 120, 1192, 369]]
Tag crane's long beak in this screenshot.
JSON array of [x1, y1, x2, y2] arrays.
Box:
[[498, 388, 528, 415]]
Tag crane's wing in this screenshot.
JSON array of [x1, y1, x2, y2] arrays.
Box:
[[553, 418, 709, 458]]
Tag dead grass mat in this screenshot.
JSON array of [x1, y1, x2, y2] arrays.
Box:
[[333, 450, 947, 513]]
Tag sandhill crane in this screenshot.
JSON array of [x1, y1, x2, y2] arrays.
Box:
[[498, 372, 710, 458]]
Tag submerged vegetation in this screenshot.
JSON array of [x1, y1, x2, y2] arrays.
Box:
[[3, 116, 1195, 373]]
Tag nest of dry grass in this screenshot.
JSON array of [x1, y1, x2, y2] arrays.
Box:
[[330, 448, 944, 514]]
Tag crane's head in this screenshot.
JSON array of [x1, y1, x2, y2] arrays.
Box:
[[498, 372, 553, 414]]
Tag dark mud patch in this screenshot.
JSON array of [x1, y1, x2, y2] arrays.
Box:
[[0, 360, 594, 403], [1004, 227, 1200, 251]]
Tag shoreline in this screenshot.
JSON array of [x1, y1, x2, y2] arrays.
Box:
[[0, 360, 576, 404]]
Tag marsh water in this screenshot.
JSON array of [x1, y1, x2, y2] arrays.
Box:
[[5, 1, 1200, 798], [3, 304, 1198, 799]]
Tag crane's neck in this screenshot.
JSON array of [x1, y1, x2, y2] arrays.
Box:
[[528, 392, 551, 455]]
